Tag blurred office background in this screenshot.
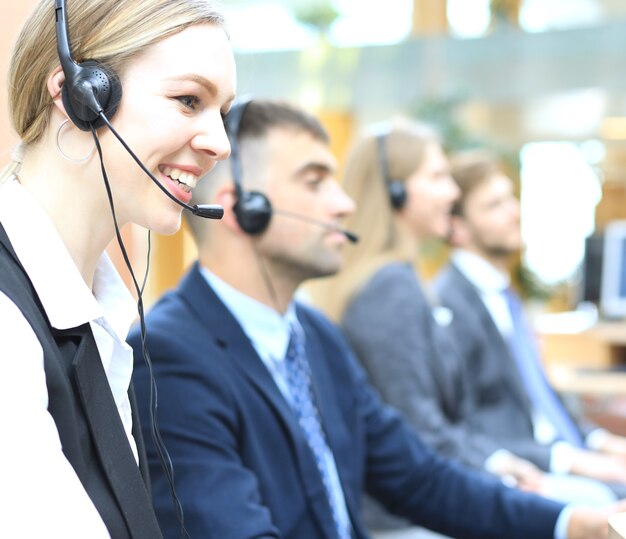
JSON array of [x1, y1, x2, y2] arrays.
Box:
[[3, 0, 626, 316]]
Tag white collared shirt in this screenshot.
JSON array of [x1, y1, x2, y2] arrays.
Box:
[[451, 249, 514, 337], [0, 178, 138, 538], [201, 267, 352, 535]]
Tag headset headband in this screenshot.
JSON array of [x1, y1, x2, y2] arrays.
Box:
[[225, 98, 253, 199]]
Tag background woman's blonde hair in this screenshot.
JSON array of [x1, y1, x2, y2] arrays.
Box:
[[2, 0, 224, 182], [308, 119, 440, 321]]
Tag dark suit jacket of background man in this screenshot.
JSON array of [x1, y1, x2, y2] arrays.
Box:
[[434, 262, 586, 470], [129, 262, 564, 539]]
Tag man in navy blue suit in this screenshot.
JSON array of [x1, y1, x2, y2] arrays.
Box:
[[129, 99, 621, 539]]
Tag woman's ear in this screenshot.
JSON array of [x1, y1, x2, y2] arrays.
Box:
[[47, 65, 69, 117]]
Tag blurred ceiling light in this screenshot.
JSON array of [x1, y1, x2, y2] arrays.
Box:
[[223, 0, 413, 51], [327, 0, 412, 46], [447, 0, 491, 38], [223, 3, 316, 52], [520, 0, 603, 33], [525, 89, 607, 139]]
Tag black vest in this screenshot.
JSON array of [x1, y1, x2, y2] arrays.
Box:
[[0, 223, 162, 539]]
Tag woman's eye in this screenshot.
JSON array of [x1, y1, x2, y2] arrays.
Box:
[[305, 177, 323, 190], [176, 95, 200, 110]]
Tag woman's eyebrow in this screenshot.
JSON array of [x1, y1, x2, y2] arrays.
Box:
[[165, 74, 218, 97]]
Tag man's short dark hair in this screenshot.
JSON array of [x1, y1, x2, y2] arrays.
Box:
[[238, 100, 329, 144], [450, 150, 501, 216]]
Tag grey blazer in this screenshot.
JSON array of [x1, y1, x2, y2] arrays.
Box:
[[434, 262, 583, 470], [342, 262, 502, 470]]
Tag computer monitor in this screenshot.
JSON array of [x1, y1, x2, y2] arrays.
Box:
[[600, 220, 626, 319], [582, 233, 604, 305]]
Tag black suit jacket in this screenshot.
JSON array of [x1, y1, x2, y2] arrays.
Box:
[[130, 262, 564, 539]]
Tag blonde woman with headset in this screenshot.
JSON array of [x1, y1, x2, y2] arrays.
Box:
[[0, 1, 235, 536]]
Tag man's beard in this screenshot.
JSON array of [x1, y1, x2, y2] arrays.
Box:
[[266, 248, 342, 285], [474, 234, 518, 260]]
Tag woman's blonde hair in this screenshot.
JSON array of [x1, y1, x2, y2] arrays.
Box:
[[2, 0, 224, 181], [308, 119, 440, 321]]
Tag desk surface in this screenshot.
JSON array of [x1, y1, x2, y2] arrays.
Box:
[[539, 320, 626, 369], [548, 365, 626, 395], [588, 321, 626, 345]]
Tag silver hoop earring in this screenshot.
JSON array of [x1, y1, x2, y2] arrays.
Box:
[[56, 119, 96, 163]]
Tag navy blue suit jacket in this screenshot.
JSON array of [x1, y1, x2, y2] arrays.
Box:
[[129, 263, 564, 539]]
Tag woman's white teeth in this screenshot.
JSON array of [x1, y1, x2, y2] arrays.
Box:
[[178, 173, 198, 189], [161, 166, 198, 190]]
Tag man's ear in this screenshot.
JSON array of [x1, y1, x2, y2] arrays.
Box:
[[47, 66, 69, 117], [215, 183, 246, 235]]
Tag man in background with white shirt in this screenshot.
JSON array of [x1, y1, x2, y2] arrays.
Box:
[[435, 150, 626, 498]]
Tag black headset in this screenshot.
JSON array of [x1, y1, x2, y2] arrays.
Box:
[[376, 132, 407, 210], [55, 0, 122, 131], [225, 98, 274, 235]]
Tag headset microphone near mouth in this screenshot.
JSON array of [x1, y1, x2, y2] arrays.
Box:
[[268, 208, 359, 243], [97, 113, 224, 220]]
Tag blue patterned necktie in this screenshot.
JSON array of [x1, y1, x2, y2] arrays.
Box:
[[502, 287, 584, 447], [284, 323, 351, 539]]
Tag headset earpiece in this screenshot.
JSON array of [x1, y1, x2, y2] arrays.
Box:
[[55, 0, 122, 131], [233, 190, 272, 235], [376, 132, 407, 210], [61, 61, 122, 130], [225, 97, 274, 235], [387, 179, 407, 210]]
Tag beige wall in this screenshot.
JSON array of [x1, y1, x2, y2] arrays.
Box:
[[1, 1, 39, 166]]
